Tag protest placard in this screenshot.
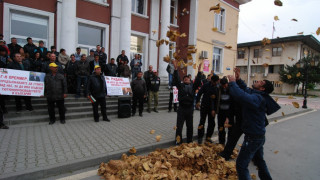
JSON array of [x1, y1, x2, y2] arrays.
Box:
[[105, 76, 132, 96], [173, 86, 179, 103]]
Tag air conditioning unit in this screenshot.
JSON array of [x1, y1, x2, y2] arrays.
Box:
[[250, 73, 255, 77], [200, 51, 208, 59]]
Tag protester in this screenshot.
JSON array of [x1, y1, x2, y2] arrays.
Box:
[[100, 47, 107, 64], [217, 77, 234, 145], [195, 73, 219, 144], [44, 51, 51, 62], [144, 65, 155, 92], [166, 59, 175, 89], [173, 60, 202, 145], [7, 53, 34, 113], [227, 68, 280, 180], [89, 54, 103, 73], [130, 54, 142, 80], [65, 54, 77, 94], [74, 47, 81, 61], [104, 58, 117, 77], [131, 71, 147, 117], [0, 46, 9, 66], [34, 40, 48, 59], [95, 45, 103, 60], [75, 54, 90, 98], [0, 34, 3, 40], [168, 85, 177, 113], [58, 48, 70, 68], [30, 52, 43, 72], [119, 60, 131, 78], [87, 65, 110, 122], [147, 70, 160, 113], [116, 50, 129, 65], [86, 49, 95, 62], [23, 37, 37, 58], [0, 108, 9, 129], [50, 46, 59, 57], [8, 37, 22, 59], [42, 53, 64, 74], [45, 63, 67, 125]]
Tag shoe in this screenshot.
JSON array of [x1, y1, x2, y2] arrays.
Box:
[[0, 124, 9, 129], [49, 121, 55, 125], [147, 109, 151, 113], [60, 120, 66, 124], [153, 109, 159, 113], [139, 113, 143, 117], [132, 113, 135, 116], [94, 119, 99, 122], [103, 118, 110, 122]]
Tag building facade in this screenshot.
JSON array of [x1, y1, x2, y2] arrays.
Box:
[[0, 0, 202, 78], [195, 0, 250, 77], [236, 35, 320, 94]]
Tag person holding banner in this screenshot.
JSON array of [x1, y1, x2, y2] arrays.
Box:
[[87, 65, 110, 122], [7, 53, 34, 113], [45, 63, 67, 124]]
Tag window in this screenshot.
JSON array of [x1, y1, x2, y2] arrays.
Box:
[[268, 65, 283, 73], [272, 47, 282, 56], [170, 0, 178, 25], [237, 66, 247, 73], [253, 49, 262, 58], [78, 23, 104, 55], [251, 65, 265, 74], [132, 0, 146, 15], [10, 11, 49, 47], [237, 50, 245, 59], [213, 47, 223, 74], [130, 35, 144, 60], [214, 8, 225, 32], [268, 65, 274, 73], [169, 42, 176, 59]]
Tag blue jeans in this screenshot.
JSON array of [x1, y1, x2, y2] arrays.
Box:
[[77, 76, 88, 96], [168, 73, 173, 86], [236, 135, 272, 180]]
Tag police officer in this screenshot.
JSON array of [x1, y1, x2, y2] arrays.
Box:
[[173, 60, 202, 144], [195, 73, 219, 144]]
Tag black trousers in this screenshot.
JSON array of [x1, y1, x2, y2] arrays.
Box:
[[169, 92, 177, 111], [0, 108, 4, 125], [176, 106, 194, 143], [132, 94, 144, 114], [218, 110, 234, 145], [92, 97, 107, 121], [0, 95, 7, 111], [198, 105, 215, 139], [222, 113, 242, 160], [47, 99, 65, 122], [15, 96, 32, 111], [67, 75, 77, 94]]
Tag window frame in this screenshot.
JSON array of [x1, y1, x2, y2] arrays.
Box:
[[253, 48, 262, 58], [169, 42, 176, 60], [272, 47, 282, 57], [214, 8, 226, 32], [212, 47, 223, 74], [237, 50, 245, 59], [170, 0, 178, 25], [131, 0, 148, 16]]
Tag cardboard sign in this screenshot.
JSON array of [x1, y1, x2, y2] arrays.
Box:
[[105, 76, 132, 96], [173, 86, 179, 103], [203, 59, 210, 72], [0, 68, 45, 97]]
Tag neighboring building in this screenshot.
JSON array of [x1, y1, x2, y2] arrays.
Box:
[[0, 0, 199, 78], [195, 0, 250, 77], [236, 35, 320, 94]]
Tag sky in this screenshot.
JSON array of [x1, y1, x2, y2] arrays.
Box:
[[237, 0, 320, 43]]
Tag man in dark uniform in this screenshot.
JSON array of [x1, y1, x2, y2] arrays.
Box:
[[87, 65, 110, 122], [45, 63, 67, 125], [195, 74, 220, 144], [173, 60, 202, 145], [131, 71, 147, 117], [227, 68, 280, 180]]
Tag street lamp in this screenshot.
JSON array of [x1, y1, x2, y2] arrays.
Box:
[[296, 56, 319, 108]]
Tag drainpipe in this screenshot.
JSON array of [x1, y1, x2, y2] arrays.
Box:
[[247, 46, 251, 87]]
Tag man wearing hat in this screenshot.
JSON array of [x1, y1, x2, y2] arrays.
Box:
[[87, 65, 110, 122], [44, 62, 67, 124], [147, 70, 160, 113], [195, 73, 220, 144]]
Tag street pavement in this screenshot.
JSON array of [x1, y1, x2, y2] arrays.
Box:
[[274, 95, 320, 110], [45, 108, 320, 180], [0, 101, 313, 180]]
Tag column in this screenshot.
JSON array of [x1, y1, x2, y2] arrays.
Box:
[[110, 0, 122, 60], [187, 0, 199, 77], [60, 0, 77, 55], [148, 0, 160, 70], [119, 0, 132, 57], [158, 0, 170, 78]]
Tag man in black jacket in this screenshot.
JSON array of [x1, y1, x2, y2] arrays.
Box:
[[7, 53, 33, 113], [65, 54, 77, 94], [131, 71, 147, 117], [45, 63, 67, 125], [173, 60, 202, 144], [116, 50, 129, 65], [34, 41, 48, 60], [8, 37, 22, 59], [147, 70, 160, 113], [23, 37, 37, 59], [195, 74, 220, 144], [104, 58, 117, 76], [87, 65, 110, 122], [75, 54, 90, 98], [42, 53, 64, 74], [89, 54, 103, 73]]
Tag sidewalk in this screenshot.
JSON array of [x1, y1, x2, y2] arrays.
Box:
[[0, 104, 312, 180]]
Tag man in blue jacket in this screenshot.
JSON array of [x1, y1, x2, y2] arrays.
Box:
[[227, 68, 280, 180]]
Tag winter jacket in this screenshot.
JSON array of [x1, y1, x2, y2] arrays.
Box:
[[116, 54, 129, 64], [131, 78, 147, 96], [119, 64, 131, 78], [87, 74, 107, 98], [31, 58, 45, 72], [23, 43, 37, 58], [89, 60, 104, 73], [7, 43, 22, 59], [42, 61, 64, 75], [7, 60, 31, 71], [45, 73, 67, 101], [65, 61, 77, 76], [166, 62, 174, 75], [130, 58, 142, 72], [75, 60, 90, 76], [144, 70, 155, 90], [149, 76, 161, 92], [229, 79, 280, 136], [196, 81, 219, 111], [58, 54, 70, 66], [34, 47, 48, 59], [104, 63, 117, 77]]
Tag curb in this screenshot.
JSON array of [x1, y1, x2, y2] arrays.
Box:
[[0, 108, 314, 180]]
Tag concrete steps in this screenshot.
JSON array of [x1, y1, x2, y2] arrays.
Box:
[[3, 85, 173, 125]]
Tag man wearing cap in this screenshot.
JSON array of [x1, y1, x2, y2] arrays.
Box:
[[87, 65, 110, 122], [86, 49, 95, 62], [42, 53, 64, 74], [45, 62, 67, 124], [23, 37, 37, 58], [75, 54, 90, 98], [147, 70, 160, 113], [195, 73, 220, 144]]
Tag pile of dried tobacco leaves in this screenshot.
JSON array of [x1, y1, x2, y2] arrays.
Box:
[[98, 143, 239, 180]]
